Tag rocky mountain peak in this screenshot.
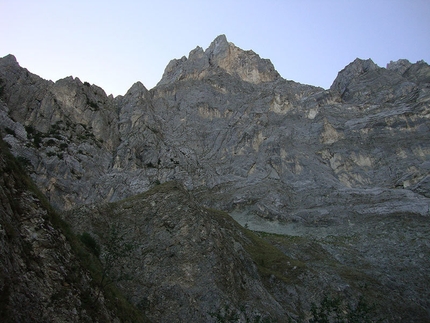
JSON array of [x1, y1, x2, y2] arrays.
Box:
[[402, 59, 430, 84], [157, 34, 279, 86], [0, 54, 19, 67], [124, 81, 148, 97], [385, 58, 430, 82], [330, 58, 379, 95], [386, 59, 412, 74], [206, 34, 230, 59], [329, 57, 430, 103]]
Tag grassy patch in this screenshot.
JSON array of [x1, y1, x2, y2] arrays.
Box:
[[206, 207, 306, 284], [242, 230, 306, 284]]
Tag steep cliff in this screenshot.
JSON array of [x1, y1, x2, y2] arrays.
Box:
[[1, 37, 428, 221]]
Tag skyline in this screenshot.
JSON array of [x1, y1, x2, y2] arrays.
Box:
[[1, 0, 429, 96]]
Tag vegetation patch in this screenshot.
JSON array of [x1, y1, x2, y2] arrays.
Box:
[[79, 232, 100, 257], [86, 97, 99, 111], [206, 207, 306, 285], [25, 125, 43, 148], [309, 294, 383, 323], [0, 78, 5, 97], [242, 229, 306, 284], [4, 127, 16, 136], [209, 303, 277, 322], [16, 156, 32, 169]]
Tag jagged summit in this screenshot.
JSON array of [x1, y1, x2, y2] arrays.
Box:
[[0, 54, 18, 65], [330, 58, 380, 95], [330, 57, 430, 103], [206, 34, 230, 58], [386, 59, 412, 74], [124, 81, 148, 96], [157, 34, 280, 86]]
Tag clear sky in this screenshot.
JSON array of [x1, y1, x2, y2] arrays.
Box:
[[1, 0, 429, 96]]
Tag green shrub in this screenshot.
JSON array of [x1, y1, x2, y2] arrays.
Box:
[[4, 127, 15, 136], [16, 156, 32, 168], [79, 232, 100, 257], [0, 78, 5, 97], [46, 139, 56, 146], [25, 125, 43, 148], [310, 294, 381, 323], [59, 142, 68, 150], [87, 99, 99, 111]]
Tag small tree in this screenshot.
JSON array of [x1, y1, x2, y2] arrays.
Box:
[[310, 294, 343, 323], [309, 294, 381, 323], [94, 223, 135, 302], [79, 232, 100, 257]]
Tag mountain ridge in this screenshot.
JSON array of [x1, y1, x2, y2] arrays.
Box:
[[1, 36, 428, 216]]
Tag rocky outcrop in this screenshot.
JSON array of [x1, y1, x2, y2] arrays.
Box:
[[331, 57, 430, 104], [158, 34, 280, 86], [2, 46, 429, 221], [0, 55, 121, 209]]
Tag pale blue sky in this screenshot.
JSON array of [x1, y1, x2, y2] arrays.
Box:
[[1, 0, 429, 96]]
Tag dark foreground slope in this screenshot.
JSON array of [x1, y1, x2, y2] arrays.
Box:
[[64, 181, 430, 322], [64, 181, 290, 322], [0, 139, 147, 322]]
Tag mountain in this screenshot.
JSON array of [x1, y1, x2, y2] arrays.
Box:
[[0, 35, 429, 322]]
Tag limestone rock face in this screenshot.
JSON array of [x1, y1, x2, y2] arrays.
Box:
[[0, 55, 120, 209], [1, 38, 429, 220], [1, 39, 429, 220], [63, 181, 430, 323]]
